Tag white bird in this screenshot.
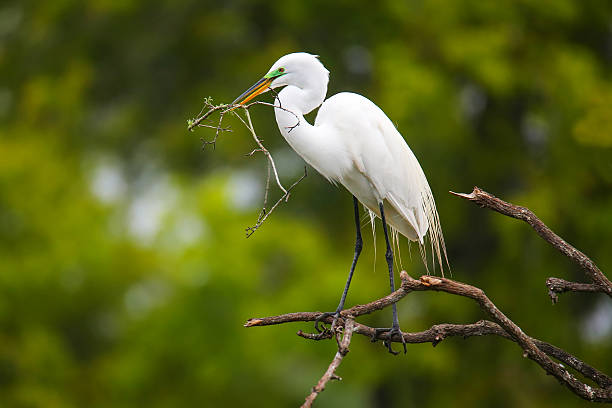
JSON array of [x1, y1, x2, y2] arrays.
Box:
[[233, 52, 448, 354]]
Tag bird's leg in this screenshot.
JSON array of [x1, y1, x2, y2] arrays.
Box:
[[314, 196, 363, 333], [371, 202, 407, 355]]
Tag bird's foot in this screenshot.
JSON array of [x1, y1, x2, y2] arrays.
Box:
[[314, 311, 341, 334], [371, 326, 407, 355]]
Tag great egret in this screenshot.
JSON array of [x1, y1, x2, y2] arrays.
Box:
[[233, 52, 448, 354]]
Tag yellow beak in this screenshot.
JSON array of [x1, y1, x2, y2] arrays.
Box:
[[232, 76, 273, 106]]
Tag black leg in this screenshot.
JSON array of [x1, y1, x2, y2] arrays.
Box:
[[336, 196, 363, 311], [372, 202, 407, 355], [315, 196, 363, 333]]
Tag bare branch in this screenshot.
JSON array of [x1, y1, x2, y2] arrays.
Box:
[[245, 187, 612, 402], [253, 160, 272, 224], [187, 99, 299, 132], [546, 277, 605, 303], [245, 167, 307, 237], [403, 274, 611, 402], [234, 109, 286, 194], [197, 123, 232, 132], [246, 272, 612, 402], [188, 98, 306, 237], [297, 329, 333, 341], [450, 187, 612, 298], [301, 318, 355, 408], [251, 313, 612, 391], [534, 339, 612, 389], [188, 99, 234, 148], [187, 100, 226, 130]]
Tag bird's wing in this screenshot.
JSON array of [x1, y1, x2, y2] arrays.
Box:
[[317, 92, 448, 273]]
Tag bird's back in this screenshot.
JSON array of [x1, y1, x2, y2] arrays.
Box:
[[314, 92, 447, 271]]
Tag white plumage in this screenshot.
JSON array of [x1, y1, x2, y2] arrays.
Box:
[[261, 52, 447, 272], [233, 52, 448, 352]]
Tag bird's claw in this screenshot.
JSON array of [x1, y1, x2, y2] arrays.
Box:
[[371, 326, 407, 355], [314, 311, 340, 334]]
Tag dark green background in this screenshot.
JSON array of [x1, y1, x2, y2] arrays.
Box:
[[1, 0, 611, 406]]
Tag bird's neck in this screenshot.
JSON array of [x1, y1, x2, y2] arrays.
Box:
[[277, 84, 326, 115], [274, 84, 325, 134], [273, 85, 329, 176]]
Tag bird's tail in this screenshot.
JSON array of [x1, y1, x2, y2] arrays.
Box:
[[364, 196, 449, 276], [419, 185, 450, 276]]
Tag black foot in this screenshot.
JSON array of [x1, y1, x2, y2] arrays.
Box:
[[371, 326, 407, 355], [314, 311, 340, 333]]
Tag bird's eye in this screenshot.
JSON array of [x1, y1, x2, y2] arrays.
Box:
[[278, 67, 285, 73]]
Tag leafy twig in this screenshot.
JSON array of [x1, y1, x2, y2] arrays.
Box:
[[187, 97, 306, 237]]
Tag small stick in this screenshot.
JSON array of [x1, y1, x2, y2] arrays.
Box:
[[245, 167, 307, 237], [188, 98, 305, 237], [301, 318, 355, 408]]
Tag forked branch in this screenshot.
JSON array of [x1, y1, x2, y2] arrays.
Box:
[[247, 272, 612, 403], [245, 187, 611, 405], [450, 187, 612, 299]]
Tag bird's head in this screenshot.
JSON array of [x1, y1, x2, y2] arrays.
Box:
[[232, 52, 329, 107]]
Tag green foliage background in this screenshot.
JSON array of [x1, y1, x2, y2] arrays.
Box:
[[1, 0, 611, 406]]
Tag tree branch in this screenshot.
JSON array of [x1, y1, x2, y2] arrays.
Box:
[[187, 98, 306, 237], [546, 277, 605, 303], [245, 186, 612, 403], [246, 273, 612, 402], [301, 318, 355, 408], [450, 187, 612, 299], [402, 274, 611, 401], [244, 166, 307, 238]]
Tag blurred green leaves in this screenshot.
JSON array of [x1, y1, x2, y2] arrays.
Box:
[[0, 0, 611, 407]]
